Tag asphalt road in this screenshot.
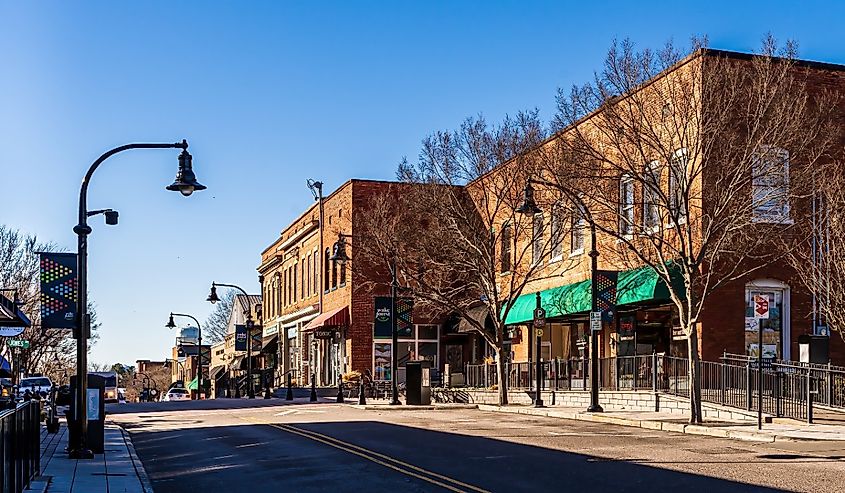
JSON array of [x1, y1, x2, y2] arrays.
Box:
[[107, 399, 845, 493]]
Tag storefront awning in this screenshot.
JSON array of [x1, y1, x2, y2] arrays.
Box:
[[302, 306, 349, 332], [0, 293, 30, 328], [230, 355, 245, 370], [261, 334, 278, 353], [187, 377, 198, 390], [458, 304, 493, 333], [504, 264, 684, 325], [209, 365, 226, 380]]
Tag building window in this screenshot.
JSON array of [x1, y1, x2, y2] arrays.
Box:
[[744, 282, 788, 360], [643, 160, 661, 230], [313, 249, 319, 295], [339, 259, 347, 286], [500, 223, 512, 273], [306, 253, 311, 298], [570, 203, 585, 253], [619, 175, 634, 235], [669, 149, 687, 223], [292, 263, 297, 303], [301, 259, 306, 300], [284, 269, 289, 306], [752, 146, 790, 223], [324, 248, 330, 292], [550, 204, 564, 260], [373, 324, 440, 381], [531, 213, 544, 265], [331, 257, 338, 289]]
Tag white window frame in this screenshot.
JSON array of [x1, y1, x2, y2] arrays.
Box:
[[570, 201, 585, 256], [531, 212, 544, 266], [642, 160, 661, 232], [372, 324, 440, 381], [745, 279, 791, 361], [752, 145, 792, 224], [668, 149, 688, 225], [619, 174, 634, 236], [549, 203, 564, 262]]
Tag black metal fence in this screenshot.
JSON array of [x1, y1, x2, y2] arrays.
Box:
[[0, 401, 41, 493], [465, 353, 845, 423]]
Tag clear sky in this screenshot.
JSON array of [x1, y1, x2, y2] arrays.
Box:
[[1, 1, 844, 366]]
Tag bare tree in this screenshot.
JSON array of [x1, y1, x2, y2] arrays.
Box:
[[786, 160, 845, 342], [203, 289, 236, 344], [0, 225, 100, 379], [552, 36, 838, 422], [356, 111, 579, 405]]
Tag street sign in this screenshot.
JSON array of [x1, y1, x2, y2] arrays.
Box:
[[7, 339, 29, 349], [590, 312, 602, 332], [0, 327, 25, 337], [536, 328, 543, 337], [533, 307, 546, 328], [753, 295, 769, 319]]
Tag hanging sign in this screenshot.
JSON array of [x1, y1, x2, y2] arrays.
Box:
[[39, 252, 78, 330], [590, 311, 602, 332], [594, 270, 618, 323], [753, 295, 769, 319], [373, 297, 414, 339], [234, 324, 248, 351]]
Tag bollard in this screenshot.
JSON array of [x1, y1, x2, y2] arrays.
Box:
[[358, 379, 367, 405], [285, 373, 294, 401], [337, 378, 345, 403], [309, 375, 318, 402], [264, 386, 272, 399]]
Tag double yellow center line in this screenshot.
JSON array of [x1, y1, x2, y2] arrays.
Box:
[[242, 416, 489, 493]]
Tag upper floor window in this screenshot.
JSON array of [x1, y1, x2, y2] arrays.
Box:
[[331, 257, 338, 289], [643, 160, 661, 230], [531, 213, 544, 265], [301, 259, 306, 300], [619, 175, 634, 235], [292, 262, 297, 302], [669, 149, 687, 223], [500, 223, 512, 273], [324, 248, 330, 292], [340, 259, 347, 286], [306, 253, 312, 298], [313, 249, 319, 295], [752, 145, 790, 223], [570, 202, 585, 253], [550, 204, 564, 260]]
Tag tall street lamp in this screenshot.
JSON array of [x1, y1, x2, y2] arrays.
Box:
[[517, 179, 604, 413], [71, 141, 205, 459], [166, 313, 204, 399], [328, 233, 354, 404], [208, 282, 255, 398], [307, 179, 325, 389], [331, 233, 400, 405]]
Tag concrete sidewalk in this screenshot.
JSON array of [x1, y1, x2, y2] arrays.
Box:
[[478, 404, 845, 442], [33, 422, 151, 493]]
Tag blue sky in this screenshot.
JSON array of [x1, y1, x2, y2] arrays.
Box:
[[2, 1, 844, 366]]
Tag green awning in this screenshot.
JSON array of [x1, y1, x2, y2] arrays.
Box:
[[503, 264, 683, 325], [187, 377, 198, 390]]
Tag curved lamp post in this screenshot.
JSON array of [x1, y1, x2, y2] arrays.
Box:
[[166, 313, 204, 399], [208, 282, 255, 398], [166, 358, 187, 383], [517, 179, 603, 413], [71, 141, 205, 459]]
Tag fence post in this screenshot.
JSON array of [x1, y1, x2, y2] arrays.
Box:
[[807, 371, 814, 424], [746, 363, 752, 411], [553, 359, 559, 391], [652, 351, 658, 393], [775, 371, 782, 418], [827, 363, 833, 407], [719, 361, 726, 405]]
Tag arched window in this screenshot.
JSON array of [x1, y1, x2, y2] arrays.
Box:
[[340, 259, 347, 286]]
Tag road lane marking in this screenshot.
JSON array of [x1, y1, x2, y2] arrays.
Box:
[[240, 416, 489, 493]]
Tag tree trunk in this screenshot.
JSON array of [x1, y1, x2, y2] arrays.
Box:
[[496, 350, 509, 406], [686, 327, 703, 424]]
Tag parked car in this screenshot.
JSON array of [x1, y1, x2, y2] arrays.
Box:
[[18, 376, 52, 399], [0, 378, 14, 409], [162, 388, 190, 402]]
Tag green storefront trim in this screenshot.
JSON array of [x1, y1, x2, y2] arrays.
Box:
[[503, 264, 684, 325]]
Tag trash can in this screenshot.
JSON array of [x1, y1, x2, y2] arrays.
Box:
[[68, 374, 106, 454], [798, 334, 829, 364], [405, 360, 431, 405]]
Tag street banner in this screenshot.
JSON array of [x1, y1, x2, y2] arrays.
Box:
[[39, 252, 78, 330], [373, 296, 414, 339], [235, 324, 247, 351], [594, 270, 618, 323]]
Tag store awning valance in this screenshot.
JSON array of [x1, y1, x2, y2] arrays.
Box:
[[503, 264, 684, 325], [209, 365, 226, 380], [187, 377, 198, 390], [0, 293, 30, 328], [302, 306, 349, 332], [261, 335, 278, 353], [230, 355, 245, 371], [458, 304, 493, 333]]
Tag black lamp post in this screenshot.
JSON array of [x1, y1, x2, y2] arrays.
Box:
[[166, 313, 204, 399], [70, 141, 204, 459], [328, 233, 355, 404], [517, 179, 603, 413], [208, 282, 255, 399]]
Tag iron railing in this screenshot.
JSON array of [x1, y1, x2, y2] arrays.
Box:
[[0, 401, 40, 493], [465, 353, 845, 423]]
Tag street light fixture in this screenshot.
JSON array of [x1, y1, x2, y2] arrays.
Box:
[[517, 179, 604, 413], [328, 233, 354, 404], [70, 140, 205, 460], [165, 313, 205, 400], [207, 282, 255, 398]]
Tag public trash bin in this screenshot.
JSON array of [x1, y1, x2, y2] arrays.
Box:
[[798, 334, 829, 364], [405, 360, 431, 405], [68, 374, 106, 454]]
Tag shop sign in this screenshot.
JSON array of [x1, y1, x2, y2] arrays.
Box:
[[234, 325, 247, 351], [594, 270, 618, 323], [39, 252, 78, 330], [753, 294, 769, 319], [618, 316, 635, 337], [315, 329, 336, 340]]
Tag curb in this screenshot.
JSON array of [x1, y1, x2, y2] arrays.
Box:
[[118, 425, 155, 493], [474, 405, 831, 443], [347, 404, 479, 411]]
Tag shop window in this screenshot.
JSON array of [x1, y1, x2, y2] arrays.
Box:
[[744, 283, 786, 360], [417, 324, 438, 340]]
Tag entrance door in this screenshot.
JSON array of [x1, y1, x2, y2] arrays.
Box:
[[745, 281, 790, 360]]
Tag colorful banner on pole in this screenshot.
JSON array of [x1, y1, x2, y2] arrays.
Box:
[[373, 296, 414, 339], [39, 252, 78, 330], [594, 270, 618, 323]]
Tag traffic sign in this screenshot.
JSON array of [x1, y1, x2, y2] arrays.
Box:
[[590, 312, 602, 332], [7, 339, 29, 349], [753, 295, 769, 319], [536, 328, 544, 337], [533, 307, 546, 328]]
